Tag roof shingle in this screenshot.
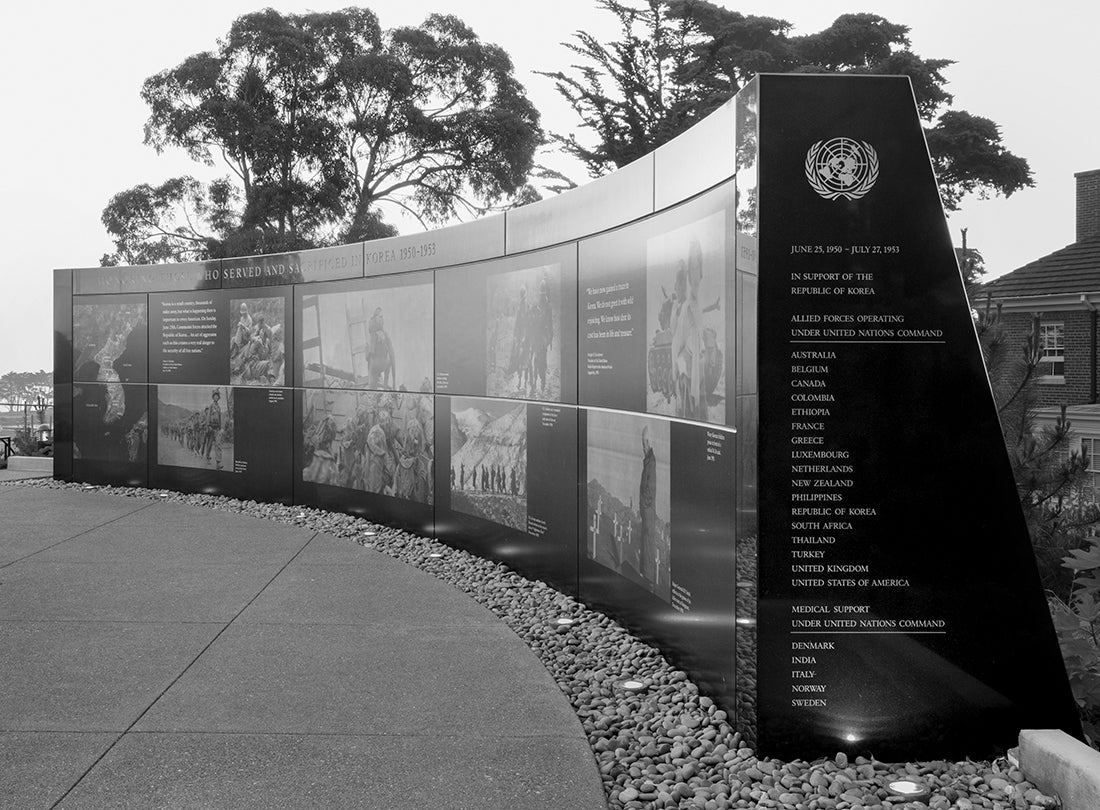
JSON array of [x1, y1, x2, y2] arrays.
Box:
[[983, 239, 1100, 298]]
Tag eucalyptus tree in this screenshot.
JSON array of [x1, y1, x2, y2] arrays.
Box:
[[102, 8, 541, 265]]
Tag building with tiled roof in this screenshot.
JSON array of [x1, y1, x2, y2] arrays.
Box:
[[981, 169, 1100, 497]]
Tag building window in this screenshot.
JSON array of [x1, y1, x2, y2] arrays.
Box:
[[1038, 321, 1065, 379]]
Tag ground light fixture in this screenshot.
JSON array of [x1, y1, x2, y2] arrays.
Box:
[[552, 617, 577, 626], [885, 780, 931, 802], [735, 617, 756, 626], [616, 679, 647, 694], [428, 552, 445, 559]]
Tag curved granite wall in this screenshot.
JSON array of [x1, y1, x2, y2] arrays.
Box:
[[54, 75, 1081, 759]]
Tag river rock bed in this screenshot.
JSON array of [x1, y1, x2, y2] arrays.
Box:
[[15, 480, 1062, 810]]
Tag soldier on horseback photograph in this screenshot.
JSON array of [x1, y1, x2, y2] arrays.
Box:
[[299, 273, 433, 393]]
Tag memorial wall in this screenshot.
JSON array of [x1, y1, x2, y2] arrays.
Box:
[[53, 74, 1082, 758]]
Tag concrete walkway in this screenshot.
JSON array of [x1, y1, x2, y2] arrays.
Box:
[[0, 484, 606, 809]]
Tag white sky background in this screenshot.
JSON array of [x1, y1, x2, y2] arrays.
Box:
[[2, 0, 1098, 376]]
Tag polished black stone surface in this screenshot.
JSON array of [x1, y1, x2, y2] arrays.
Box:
[[150, 385, 293, 504], [434, 396, 579, 596], [49, 74, 1081, 764], [295, 271, 435, 393], [435, 245, 577, 404], [754, 73, 1080, 759], [577, 409, 738, 708], [71, 382, 148, 487], [294, 389, 435, 535], [577, 181, 737, 427]]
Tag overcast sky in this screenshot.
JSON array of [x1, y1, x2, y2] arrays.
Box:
[[2, 0, 1097, 377]]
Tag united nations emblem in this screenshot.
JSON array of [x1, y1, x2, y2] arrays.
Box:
[[805, 138, 879, 200]]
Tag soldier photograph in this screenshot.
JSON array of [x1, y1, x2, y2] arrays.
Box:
[[157, 385, 234, 471], [300, 275, 433, 392], [301, 389, 434, 505], [449, 396, 527, 531], [230, 297, 286, 386], [645, 209, 727, 424], [485, 263, 561, 401], [586, 410, 671, 602]]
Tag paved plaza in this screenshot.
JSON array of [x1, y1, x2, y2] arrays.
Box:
[[0, 479, 605, 809]]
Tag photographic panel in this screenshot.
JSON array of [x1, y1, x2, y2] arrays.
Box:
[[229, 291, 290, 386], [149, 287, 293, 387], [435, 395, 578, 595], [578, 180, 736, 427], [435, 245, 577, 403], [71, 382, 148, 487], [297, 271, 433, 392], [579, 409, 738, 711], [583, 410, 672, 602], [154, 385, 236, 472], [72, 294, 148, 384], [295, 389, 434, 535], [151, 385, 292, 503]]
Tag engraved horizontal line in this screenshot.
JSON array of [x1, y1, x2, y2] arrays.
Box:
[[789, 631, 948, 634], [789, 340, 947, 344]]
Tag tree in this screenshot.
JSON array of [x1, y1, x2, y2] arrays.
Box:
[[543, 1, 1031, 211], [101, 177, 238, 266], [102, 8, 540, 265], [537, 0, 702, 176], [977, 299, 1100, 748], [976, 299, 1100, 600]]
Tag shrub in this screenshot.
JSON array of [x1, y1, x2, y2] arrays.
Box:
[[1050, 537, 1100, 748]]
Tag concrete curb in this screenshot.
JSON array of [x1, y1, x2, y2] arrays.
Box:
[[1019, 729, 1100, 810], [6, 455, 52, 473]]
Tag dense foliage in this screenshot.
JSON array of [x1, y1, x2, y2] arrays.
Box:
[[975, 296, 1100, 746], [102, 8, 541, 265], [1051, 537, 1100, 746], [543, 0, 1031, 211]]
